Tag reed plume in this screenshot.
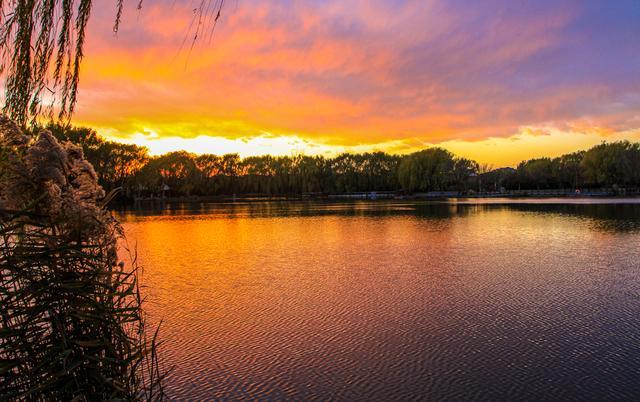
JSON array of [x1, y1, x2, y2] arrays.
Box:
[[0, 116, 164, 400]]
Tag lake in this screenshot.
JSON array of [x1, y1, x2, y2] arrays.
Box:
[[118, 199, 640, 400]]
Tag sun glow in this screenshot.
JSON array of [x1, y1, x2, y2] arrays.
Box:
[[102, 129, 417, 158], [73, 1, 640, 166], [95, 125, 640, 167]]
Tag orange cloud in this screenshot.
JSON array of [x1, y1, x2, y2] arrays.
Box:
[[72, 0, 640, 166]]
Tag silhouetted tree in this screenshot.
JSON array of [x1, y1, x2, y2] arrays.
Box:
[[398, 148, 461, 192], [581, 141, 640, 187], [33, 124, 640, 199]]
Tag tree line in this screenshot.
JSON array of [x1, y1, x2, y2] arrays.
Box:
[[42, 124, 640, 200]]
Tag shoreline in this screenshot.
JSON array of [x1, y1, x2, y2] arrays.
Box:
[[123, 190, 640, 205]]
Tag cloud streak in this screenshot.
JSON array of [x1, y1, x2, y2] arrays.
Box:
[[74, 0, 640, 165]]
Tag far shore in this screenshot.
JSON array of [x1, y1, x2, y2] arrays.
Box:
[[124, 188, 640, 205]]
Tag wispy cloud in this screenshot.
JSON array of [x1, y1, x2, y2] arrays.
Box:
[[74, 0, 640, 165]]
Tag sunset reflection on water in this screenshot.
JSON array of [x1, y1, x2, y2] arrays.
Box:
[[118, 200, 640, 400]]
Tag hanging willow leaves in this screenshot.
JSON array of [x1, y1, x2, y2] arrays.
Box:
[[0, 0, 90, 127], [0, 0, 225, 128]]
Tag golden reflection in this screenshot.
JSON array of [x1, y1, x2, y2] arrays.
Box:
[[118, 201, 640, 399]]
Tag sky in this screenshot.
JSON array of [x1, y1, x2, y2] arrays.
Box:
[[73, 0, 640, 166]]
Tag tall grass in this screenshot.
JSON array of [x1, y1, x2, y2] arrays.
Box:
[[0, 116, 164, 400]]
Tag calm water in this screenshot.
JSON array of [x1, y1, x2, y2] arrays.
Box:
[[118, 199, 640, 400]]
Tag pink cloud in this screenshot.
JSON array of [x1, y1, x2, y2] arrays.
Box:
[[75, 0, 640, 149]]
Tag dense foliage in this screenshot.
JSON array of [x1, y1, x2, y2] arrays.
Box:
[[397, 148, 478, 193], [42, 124, 640, 199], [0, 117, 164, 400]]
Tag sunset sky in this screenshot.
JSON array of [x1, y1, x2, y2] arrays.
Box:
[[74, 0, 640, 166]]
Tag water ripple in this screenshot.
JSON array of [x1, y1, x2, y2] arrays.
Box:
[[119, 201, 640, 400]]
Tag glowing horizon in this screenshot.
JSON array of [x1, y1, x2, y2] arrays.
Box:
[[73, 0, 640, 167]]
